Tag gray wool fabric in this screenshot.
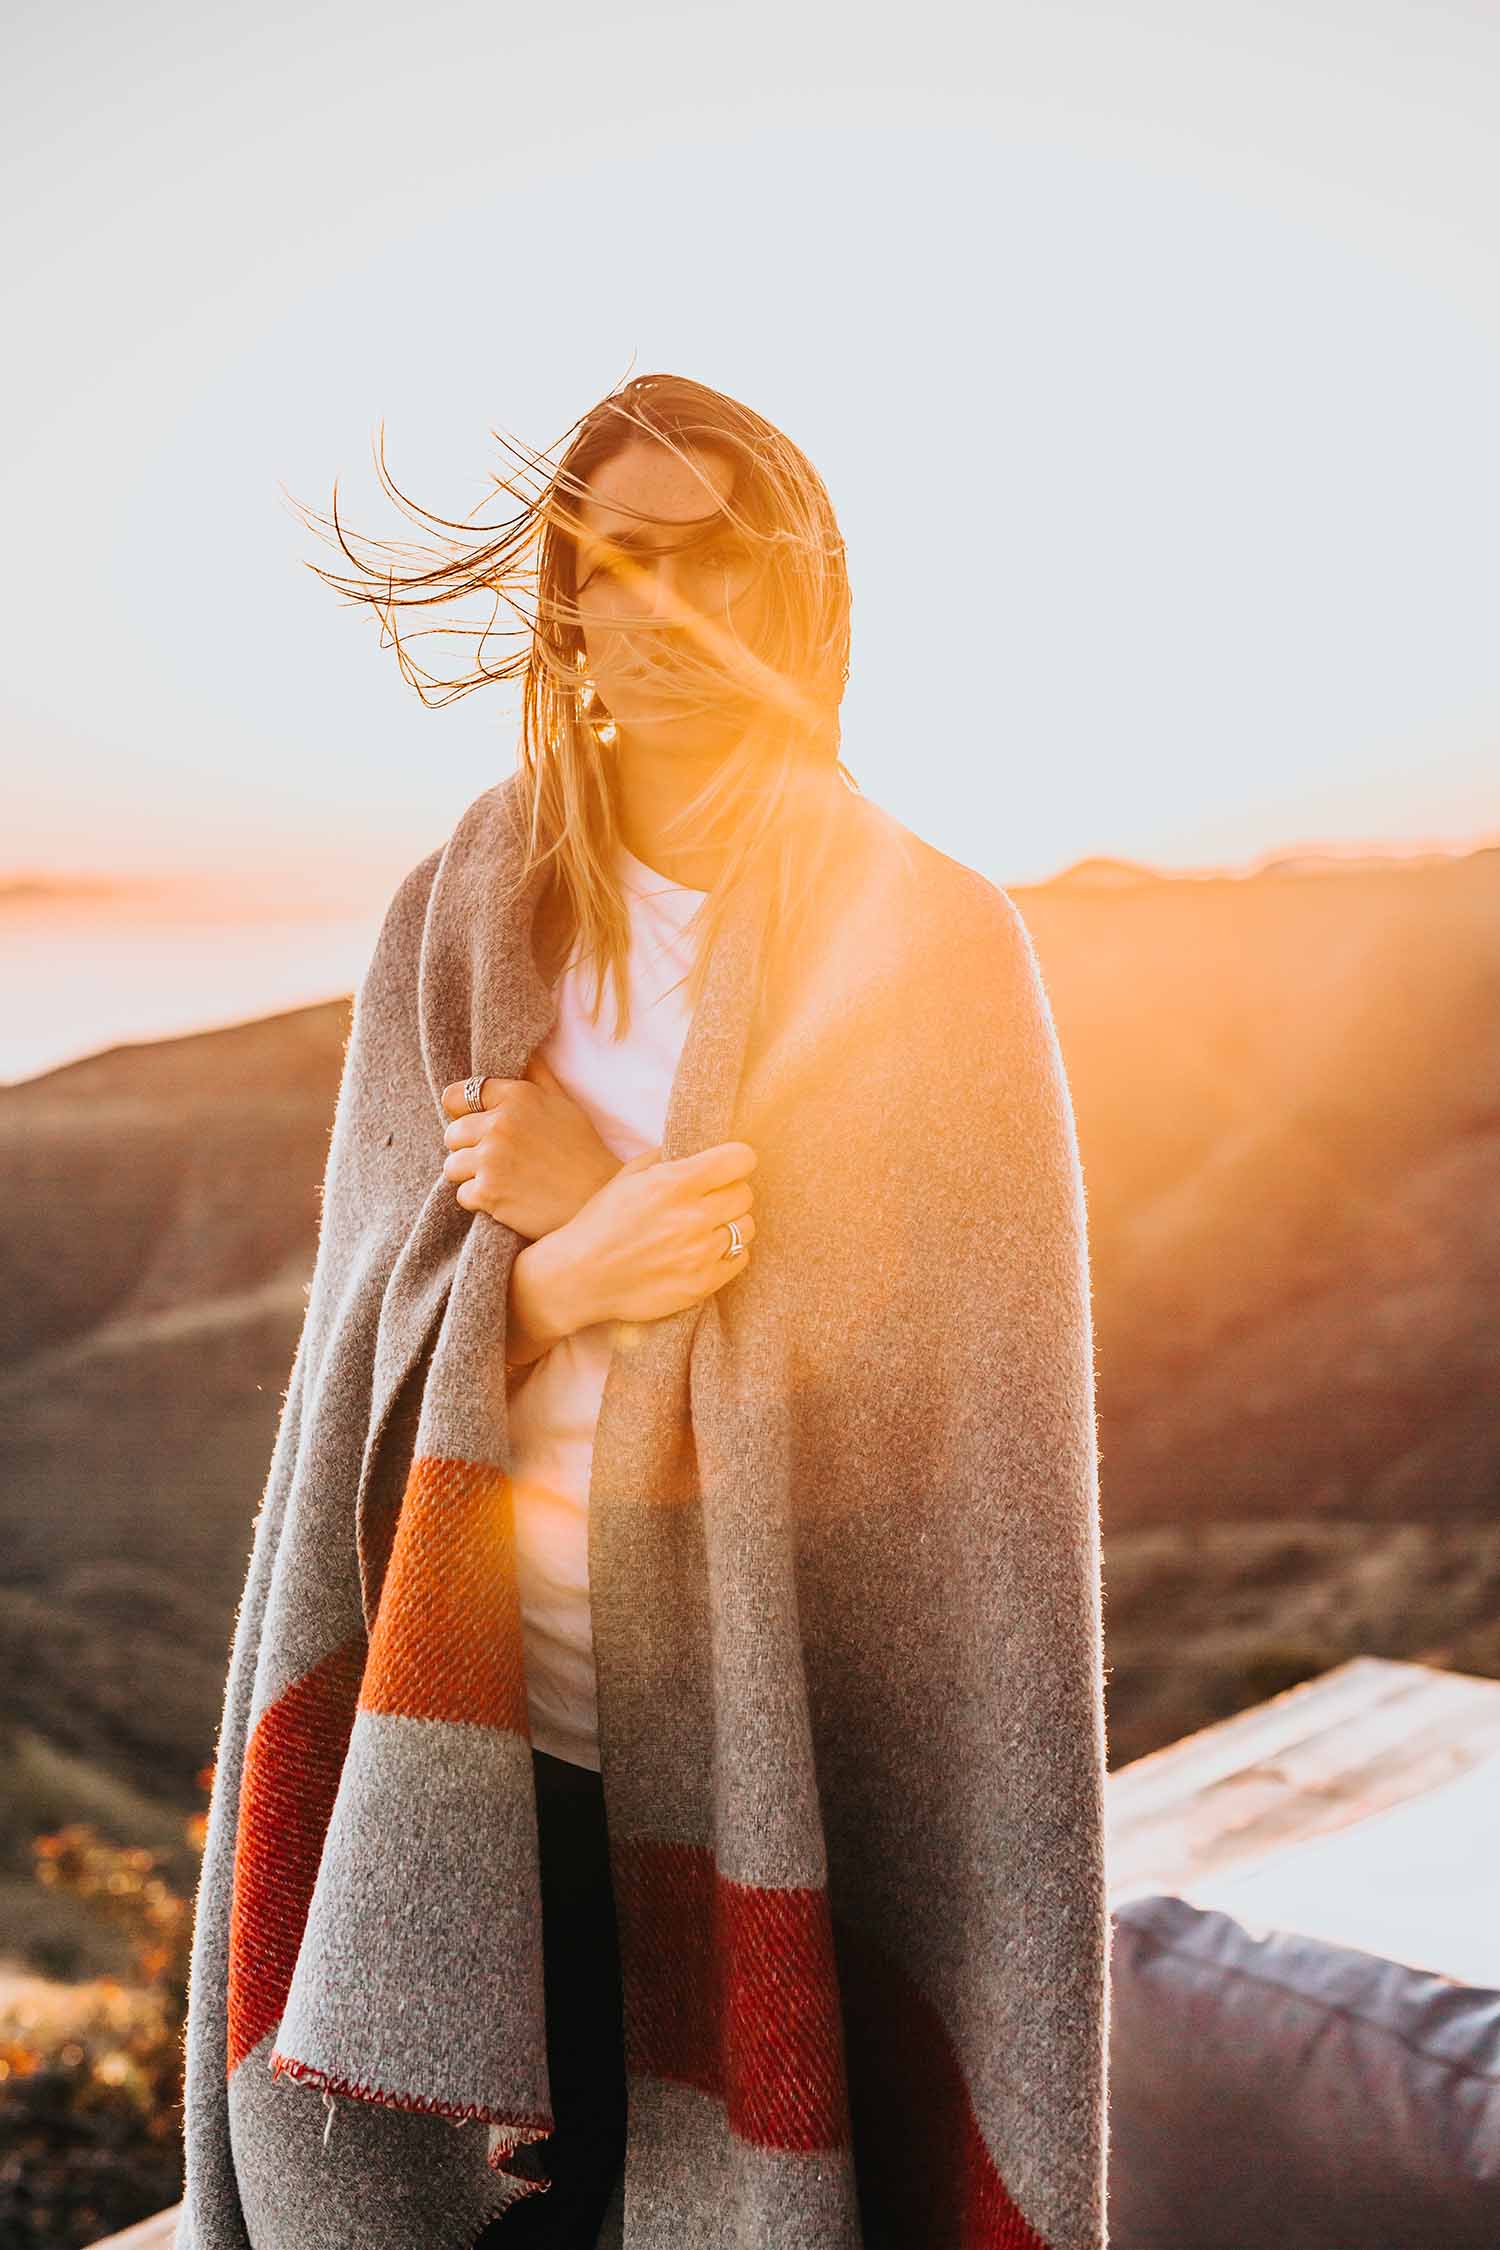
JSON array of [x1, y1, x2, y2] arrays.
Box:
[[174, 768, 1111, 2250]]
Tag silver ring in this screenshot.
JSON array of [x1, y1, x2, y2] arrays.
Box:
[[463, 1075, 486, 1114], [720, 1218, 745, 1261]]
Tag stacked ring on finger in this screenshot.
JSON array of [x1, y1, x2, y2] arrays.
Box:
[[463, 1075, 486, 1114], [720, 1218, 746, 1261]]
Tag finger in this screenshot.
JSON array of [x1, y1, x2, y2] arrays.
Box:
[[442, 1148, 479, 1183], [709, 1210, 756, 1256], [617, 1147, 663, 1175], [671, 1140, 757, 1190], [700, 1178, 754, 1223], [441, 1076, 500, 1119], [700, 1226, 753, 1294], [442, 1115, 488, 1150]]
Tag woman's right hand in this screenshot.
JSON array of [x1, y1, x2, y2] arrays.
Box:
[[540, 1140, 758, 1331]]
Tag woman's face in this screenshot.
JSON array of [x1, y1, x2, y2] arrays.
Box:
[[570, 434, 770, 752]]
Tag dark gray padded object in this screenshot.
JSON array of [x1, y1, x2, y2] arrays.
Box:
[[1107, 1891, 1500, 2250]]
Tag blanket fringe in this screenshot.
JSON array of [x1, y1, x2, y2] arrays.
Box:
[[268, 2048, 555, 2189]]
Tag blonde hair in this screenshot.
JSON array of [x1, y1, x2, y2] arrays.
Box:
[[289, 371, 860, 1037]]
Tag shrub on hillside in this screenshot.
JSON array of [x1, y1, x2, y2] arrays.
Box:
[[0, 1772, 206, 2247]]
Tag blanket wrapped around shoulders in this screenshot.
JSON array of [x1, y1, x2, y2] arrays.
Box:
[[174, 769, 1110, 2250]]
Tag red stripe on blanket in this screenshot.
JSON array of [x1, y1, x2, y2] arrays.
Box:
[[614, 1842, 1044, 2245], [614, 1839, 850, 2151], [359, 1455, 528, 1731], [227, 1634, 365, 2075], [834, 1917, 1050, 2250]]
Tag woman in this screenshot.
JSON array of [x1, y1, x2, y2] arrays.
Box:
[[175, 374, 1110, 2250], [440, 397, 802, 2245]]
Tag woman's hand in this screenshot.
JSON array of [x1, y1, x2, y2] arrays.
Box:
[[440, 1053, 622, 1240], [518, 1139, 758, 1340]]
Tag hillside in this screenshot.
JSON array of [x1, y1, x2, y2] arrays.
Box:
[[0, 846, 1496, 1884]]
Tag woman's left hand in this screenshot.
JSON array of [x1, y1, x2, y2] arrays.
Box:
[[440, 1053, 622, 1240]]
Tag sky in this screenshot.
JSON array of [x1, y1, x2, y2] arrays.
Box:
[[2, 0, 1497, 904]]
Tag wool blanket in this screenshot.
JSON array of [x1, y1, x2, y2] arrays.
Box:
[[175, 768, 1110, 2250]]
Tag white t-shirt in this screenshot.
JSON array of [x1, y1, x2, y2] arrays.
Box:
[[507, 837, 709, 1769]]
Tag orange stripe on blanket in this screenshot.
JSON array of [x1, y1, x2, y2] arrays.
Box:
[[227, 1634, 365, 2075], [613, 1838, 850, 2152], [359, 1455, 529, 1732]]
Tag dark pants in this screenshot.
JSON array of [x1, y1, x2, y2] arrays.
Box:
[[474, 1747, 629, 2247]]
